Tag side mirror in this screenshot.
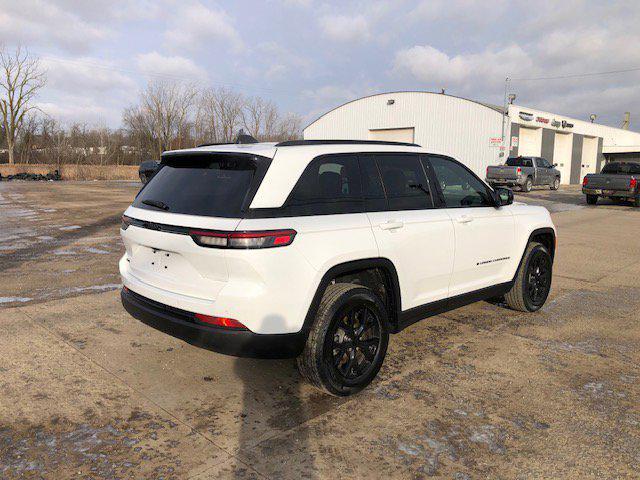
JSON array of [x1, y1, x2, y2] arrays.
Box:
[[494, 187, 514, 207], [552, 164, 557, 168], [139, 160, 161, 184]]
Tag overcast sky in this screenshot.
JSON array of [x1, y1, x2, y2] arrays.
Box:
[[1, 0, 639, 131]]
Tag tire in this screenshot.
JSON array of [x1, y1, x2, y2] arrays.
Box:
[[586, 194, 598, 205], [505, 242, 553, 312], [634, 196, 640, 208], [550, 177, 560, 190], [522, 177, 533, 193], [297, 283, 389, 396]]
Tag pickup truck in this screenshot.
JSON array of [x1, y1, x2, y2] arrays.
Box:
[[486, 156, 561, 192], [582, 161, 640, 207]]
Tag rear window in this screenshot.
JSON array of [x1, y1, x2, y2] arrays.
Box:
[[602, 162, 640, 174], [506, 157, 533, 167], [133, 153, 270, 218]]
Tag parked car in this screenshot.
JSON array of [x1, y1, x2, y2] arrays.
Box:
[[119, 140, 556, 396], [487, 156, 561, 192], [582, 162, 640, 207], [138, 160, 161, 184]]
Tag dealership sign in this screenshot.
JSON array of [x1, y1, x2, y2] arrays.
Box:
[[489, 137, 503, 147], [551, 119, 574, 129], [519, 112, 534, 121], [536, 116, 550, 124]]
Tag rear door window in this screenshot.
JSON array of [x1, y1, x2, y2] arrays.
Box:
[[133, 153, 269, 218], [284, 154, 363, 215], [375, 154, 433, 210]]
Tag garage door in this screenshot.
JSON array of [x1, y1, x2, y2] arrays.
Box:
[[553, 132, 573, 184], [518, 127, 542, 156], [369, 128, 415, 143], [581, 136, 598, 179]]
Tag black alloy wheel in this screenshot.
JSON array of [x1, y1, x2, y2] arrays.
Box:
[[524, 248, 552, 309], [325, 303, 383, 384]]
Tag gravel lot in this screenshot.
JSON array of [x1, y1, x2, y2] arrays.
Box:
[[1, 181, 639, 479]]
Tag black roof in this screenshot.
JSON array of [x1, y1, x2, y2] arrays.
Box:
[[275, 139, 421, 147]]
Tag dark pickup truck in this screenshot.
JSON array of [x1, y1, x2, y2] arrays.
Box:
[[582, 162, 640, 207]]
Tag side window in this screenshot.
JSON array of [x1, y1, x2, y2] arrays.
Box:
[[537, 158, 550, 168], [428, 156, 494, 208], [359, 155, 387, 212], [286, 154, 363, 215], [523, 157, 533, 167], [375, 154, 433, 210]]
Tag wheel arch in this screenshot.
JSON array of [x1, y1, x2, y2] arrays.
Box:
[[301, 258, 402, 336], [511, 227, 556, 284]]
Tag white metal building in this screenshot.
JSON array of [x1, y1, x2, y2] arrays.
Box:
[[304, 91, 640, 184]]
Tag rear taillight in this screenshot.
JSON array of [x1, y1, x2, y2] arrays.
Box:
[[583, 176, 589, 187], [631, 178, 637, 190], [190, 229, 297, 249], [516, 167, 522, 175], [195, 313, 248, 330], [121, 215, 131, 230]]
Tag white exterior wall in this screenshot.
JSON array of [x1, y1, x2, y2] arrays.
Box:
[[304, 92, 506, 177], [508, 104, 640, 153]]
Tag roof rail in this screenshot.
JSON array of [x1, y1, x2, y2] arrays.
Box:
[[274, 139, 421, 147]]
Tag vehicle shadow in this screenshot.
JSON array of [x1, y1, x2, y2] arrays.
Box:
[[232, 357, 320, 479]]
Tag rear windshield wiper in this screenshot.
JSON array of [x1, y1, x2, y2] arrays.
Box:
[[142, 199, 170, 211]]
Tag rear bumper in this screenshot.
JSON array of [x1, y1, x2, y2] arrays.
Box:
[[121, 288, 306, 359], [582, 188, 636, 198], [487, 179, 523, 187]]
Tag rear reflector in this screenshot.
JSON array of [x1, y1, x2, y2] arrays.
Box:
[[516, 167, 522, 175], [583, 176, 589, 187], [630, 178, 637, 190], [190, 229, 297, 249], [194, 313, 248, 330]]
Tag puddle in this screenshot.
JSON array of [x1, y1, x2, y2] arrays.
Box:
[[85, 247, 110, 255], [59, 225, 82, 231], [0, 297, 33, 304]]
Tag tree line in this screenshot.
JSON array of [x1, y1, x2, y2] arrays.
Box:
[[0, 45, 303, 166]]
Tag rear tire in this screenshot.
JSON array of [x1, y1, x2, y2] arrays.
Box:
[[297, 283, 389, 396], [505, 242, 553, 312], [550, 177, 560, 190], [586, 194, 598, 205], [634, 196, 640, 208], [522, 177, 533, 192]]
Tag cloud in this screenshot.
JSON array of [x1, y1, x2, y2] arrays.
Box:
[[136, 52, 209, 81], [41, 56, 137, 95], [318, 14, 370, 43], [0, 0, 109, 54], [164, 2, 243, 54]]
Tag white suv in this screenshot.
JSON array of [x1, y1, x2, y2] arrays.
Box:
[[120, 140, 556, 396]]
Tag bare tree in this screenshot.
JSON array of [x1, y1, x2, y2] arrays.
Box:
[[0, 45, 46, 164], [214, 87, 244, 142], [123, 80, 197, 159]]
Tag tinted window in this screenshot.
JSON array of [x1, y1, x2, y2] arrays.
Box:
[[429, 156, 494, 207], [285, 154, 362, 215], [602, 162, 640, 174], [376, 154, 433, 210], [134, 153, 267, 218], [359, 155, 387, 211], [506, 157, 533, 167], [537, 158, 551, 168]]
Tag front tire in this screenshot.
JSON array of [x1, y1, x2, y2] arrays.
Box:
[[586, 194, 598, 205], [297, 283, 389, 396], [505, 242, 553, 312], [522, 177, 533, 192]]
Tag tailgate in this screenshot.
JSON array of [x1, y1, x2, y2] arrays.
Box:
[[121, 215, 240, 300], [487, 166, 518, 180], [585, 175, 632, 190]]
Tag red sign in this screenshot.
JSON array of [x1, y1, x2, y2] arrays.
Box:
[[536, 117, 549, 124]]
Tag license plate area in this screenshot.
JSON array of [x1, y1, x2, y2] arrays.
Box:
[[602, 190, 615, 195], [133, 246, 186, 278]]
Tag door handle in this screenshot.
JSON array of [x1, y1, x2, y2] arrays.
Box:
[[379, 221, 404, 230], [457, 214, 473, 224]]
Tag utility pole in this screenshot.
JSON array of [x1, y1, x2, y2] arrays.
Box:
[[500, 77, 511, 157], [622, 112, 630, 130]]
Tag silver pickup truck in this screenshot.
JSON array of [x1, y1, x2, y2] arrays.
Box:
[[582, 161, 640, 207], [486, 156, 561, 192]]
